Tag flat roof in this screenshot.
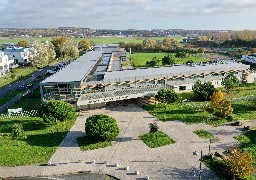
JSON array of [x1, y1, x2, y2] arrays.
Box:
[[104, 63, 249, 80], [42, 51, 103, 83]]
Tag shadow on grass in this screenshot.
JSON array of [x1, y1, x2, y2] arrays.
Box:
[[232, 103, 255, 114], [0, 119, 45, 133], [24, 131, 69, 147], [77, 135, 111, 151]]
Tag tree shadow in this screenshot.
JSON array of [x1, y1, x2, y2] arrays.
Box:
[[0, 119, 45, 133], [232, 103, 255, 114], [114, 136, 140, 143], [23, 131, 69, 147], [160, 166, 219, 180]]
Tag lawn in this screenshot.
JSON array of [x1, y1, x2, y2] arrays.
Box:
[[76, 136, 111, 151], [144, 103, 226, 126], [0, 116, 75, 166], [144, 82, 256, 126], [193, 130, 213, 139], [0, 88, 76, 166], [130, 52, 208, 67], [139, 131, 175, 148], [2, 89, 42, 113]]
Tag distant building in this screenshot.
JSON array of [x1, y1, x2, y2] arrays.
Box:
[[241, 54, 256, 64], [183, 37, 197, 43], [0, 51, 11, 76], [3, 47, 30, 65]]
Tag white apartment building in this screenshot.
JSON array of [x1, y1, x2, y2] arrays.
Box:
[[4, 47, 30, 65]]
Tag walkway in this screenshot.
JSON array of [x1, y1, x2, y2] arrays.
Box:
[[1, 104, 253, 179]]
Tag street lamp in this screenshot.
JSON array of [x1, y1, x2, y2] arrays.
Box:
[[193, 150, 203, 180]]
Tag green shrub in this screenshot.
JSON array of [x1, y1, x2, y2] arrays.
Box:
[[149, 122, 159, 133], [139, 131, 176, 148], [11, 123, 24, 139], [224, 149, 254, 179], [39, 100, 77, 124], [85, 114, 119, 141]]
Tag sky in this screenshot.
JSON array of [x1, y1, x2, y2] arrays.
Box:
[[1, 0, 256, 30]]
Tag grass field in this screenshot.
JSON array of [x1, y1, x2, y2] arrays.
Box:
[[144, 83, 256, 126], [0, 116, 75, 166], [0, 88, 76, 166], [130, 52, 208, 67], [0, 66, 36, 88], [0, 36, 184, 45]]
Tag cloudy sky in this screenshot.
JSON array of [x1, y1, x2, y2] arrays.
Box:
[[1, 0, 256, 30]]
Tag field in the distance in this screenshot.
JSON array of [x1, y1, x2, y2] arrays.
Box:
[[0, 36, 184, 45]]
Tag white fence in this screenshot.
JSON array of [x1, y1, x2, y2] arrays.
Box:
[[0, 110, 38, 119]]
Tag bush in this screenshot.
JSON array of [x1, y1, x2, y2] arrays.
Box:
[[224, 149, 254, 179], [11, 123, 24, 139], [149, 122, 159, 133], [39, 100, 77, 124], [85, 114, 119, 141]]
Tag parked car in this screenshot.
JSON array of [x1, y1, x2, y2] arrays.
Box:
[[18, 84, 33, 90], [45, 70, 56, 75]]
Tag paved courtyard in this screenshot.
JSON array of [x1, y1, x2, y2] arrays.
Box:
[[0, 104, 253, 179]]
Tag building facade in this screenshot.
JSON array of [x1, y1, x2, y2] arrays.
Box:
[[40, 44, 251, 110], [4, 47, 30, 65]]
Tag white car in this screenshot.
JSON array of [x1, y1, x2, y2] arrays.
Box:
[[45, 70, 56, 75]]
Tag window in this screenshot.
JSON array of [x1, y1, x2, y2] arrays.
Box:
[[179, 86, 186, 91]]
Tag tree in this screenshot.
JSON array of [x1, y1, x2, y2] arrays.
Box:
[[85, 114, 119, 141], [175, 51, 190, 58], [221, 72, 239, 94], [51, 36, 69, 58], [210, 90, 224, 109], [30, 42, 56, 68], [145, 56, 159, 67], [162, 55, 175, 66], [210, 91, 233, 118], [162, 38, 177, 47], [65, 42, 79, 59], [78, 39, 90, 54], [193, 80, 216, 101], [224, 149, 254, 179], [155, 89, 180, 119], [17, 40, 29, 48], [39, 100, 77, 124]]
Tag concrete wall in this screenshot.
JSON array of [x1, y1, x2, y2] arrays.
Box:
[[79, 102, 106, 111], [247, 73, 256, 83]]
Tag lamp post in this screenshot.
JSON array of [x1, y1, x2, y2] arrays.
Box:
[[193, 150, 203, 180]]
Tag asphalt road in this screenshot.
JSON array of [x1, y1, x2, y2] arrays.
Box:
[[0, 63, 64, 113]]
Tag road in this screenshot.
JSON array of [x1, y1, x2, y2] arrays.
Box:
[[0, 62, 64, 113]]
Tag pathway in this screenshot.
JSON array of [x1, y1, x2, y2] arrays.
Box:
[[1, 104, 254, 179]]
